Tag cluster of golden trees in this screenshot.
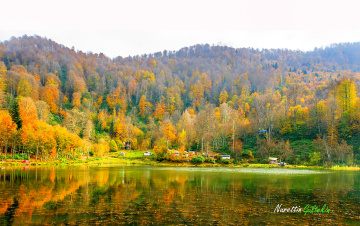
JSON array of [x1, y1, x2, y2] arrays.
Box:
[[0, 98, 83, 161]]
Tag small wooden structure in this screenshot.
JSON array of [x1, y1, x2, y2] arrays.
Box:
[[119, 152, 125, 156], [268, 157, 278, 164], [124, 141, 131, 150], [220, 155, 231, 160], [144, 152, 152, 156], [167, 149, 180, 155]]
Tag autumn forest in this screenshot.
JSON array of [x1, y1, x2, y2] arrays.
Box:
[[1, 35, 360, 166]]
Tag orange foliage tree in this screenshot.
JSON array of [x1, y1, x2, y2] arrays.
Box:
[[19, 97, 38, 125], [0, 110, 17, 157], [41, 84, 59, 113]]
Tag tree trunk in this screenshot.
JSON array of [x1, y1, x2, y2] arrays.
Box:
[[233, 120, 235, 157], [87, 139, 90, 159], [11, 141, 15, 160], [36, 143, 39, 162], [206, 142, 209, 158], [212, 140, 215, 159], [201, 137, 204, 154], [4, 141, 8, 159]]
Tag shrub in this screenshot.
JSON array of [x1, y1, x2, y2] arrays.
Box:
[[93, 139, 110, 157], [0, 154, 29, 160], [156, 156, 165, 162], [248, 159, 257, 163], [223, 159, 230, 164], [205, 158, 215, 164], [153, 138, 168, 158], [284, 156, 294, 164], [19, 154, 29, 160], [169, 154, 183, 162], [242, 150, 254, 159], [261, 159, 268, 164], [114, 139, 124, 149], [59, 157, 68, 163], [216, 158, 223, 164], [309, 152, 321, 166], [109, 140, 118, 152], [191, 155, 205, 164]]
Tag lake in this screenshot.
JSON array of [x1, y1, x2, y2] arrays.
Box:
[[0, 166, 359, 225]]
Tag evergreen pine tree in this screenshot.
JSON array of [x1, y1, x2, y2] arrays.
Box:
[[10, 97, 22, 129]]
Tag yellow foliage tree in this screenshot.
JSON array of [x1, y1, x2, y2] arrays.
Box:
[[0, 62, 7, 92], [138, 95, 147, 118], [164, 120, 176, 149], [219, 90, 228, 104]]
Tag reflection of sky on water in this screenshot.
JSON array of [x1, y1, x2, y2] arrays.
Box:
[[147, 167, 329, 175]]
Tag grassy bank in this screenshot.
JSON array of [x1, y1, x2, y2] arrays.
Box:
[[0, 150, 156, 167], [1, 150, 360, 171], [331, 165, 360, 171]]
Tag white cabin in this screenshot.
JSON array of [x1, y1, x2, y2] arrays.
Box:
[[220, 155, 231, 159], [268, 157, 278, 164]]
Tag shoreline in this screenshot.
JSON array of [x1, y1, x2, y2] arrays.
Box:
[[1, 157, 359, 171]]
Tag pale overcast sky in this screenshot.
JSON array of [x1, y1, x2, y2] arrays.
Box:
[[1, 0, 360, 58]]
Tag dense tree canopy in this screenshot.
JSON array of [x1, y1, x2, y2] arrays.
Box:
[[0, 35, 360, 165]]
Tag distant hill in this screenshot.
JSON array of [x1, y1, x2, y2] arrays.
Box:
[[1, 35, 360, 109], [1, 34, 360, 165]]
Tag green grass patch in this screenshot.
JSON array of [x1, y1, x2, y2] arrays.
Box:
[[331, 165, 360, 171]]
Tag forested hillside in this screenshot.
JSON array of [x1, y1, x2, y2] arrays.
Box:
[[1, 35, 360, 165]]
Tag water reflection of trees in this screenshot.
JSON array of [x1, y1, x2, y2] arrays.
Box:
[[0, 167, 359, 225]]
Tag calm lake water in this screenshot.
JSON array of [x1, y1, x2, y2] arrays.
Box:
[[0, 166, 359, 225]]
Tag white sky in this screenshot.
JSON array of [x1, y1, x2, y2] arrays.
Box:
[[1, 0, 360, 58]]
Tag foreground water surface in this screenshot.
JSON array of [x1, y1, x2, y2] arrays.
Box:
[[0, 166, 359, 225]]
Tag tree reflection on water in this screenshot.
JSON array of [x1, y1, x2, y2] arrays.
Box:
[[0, 166, 359, 225]]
